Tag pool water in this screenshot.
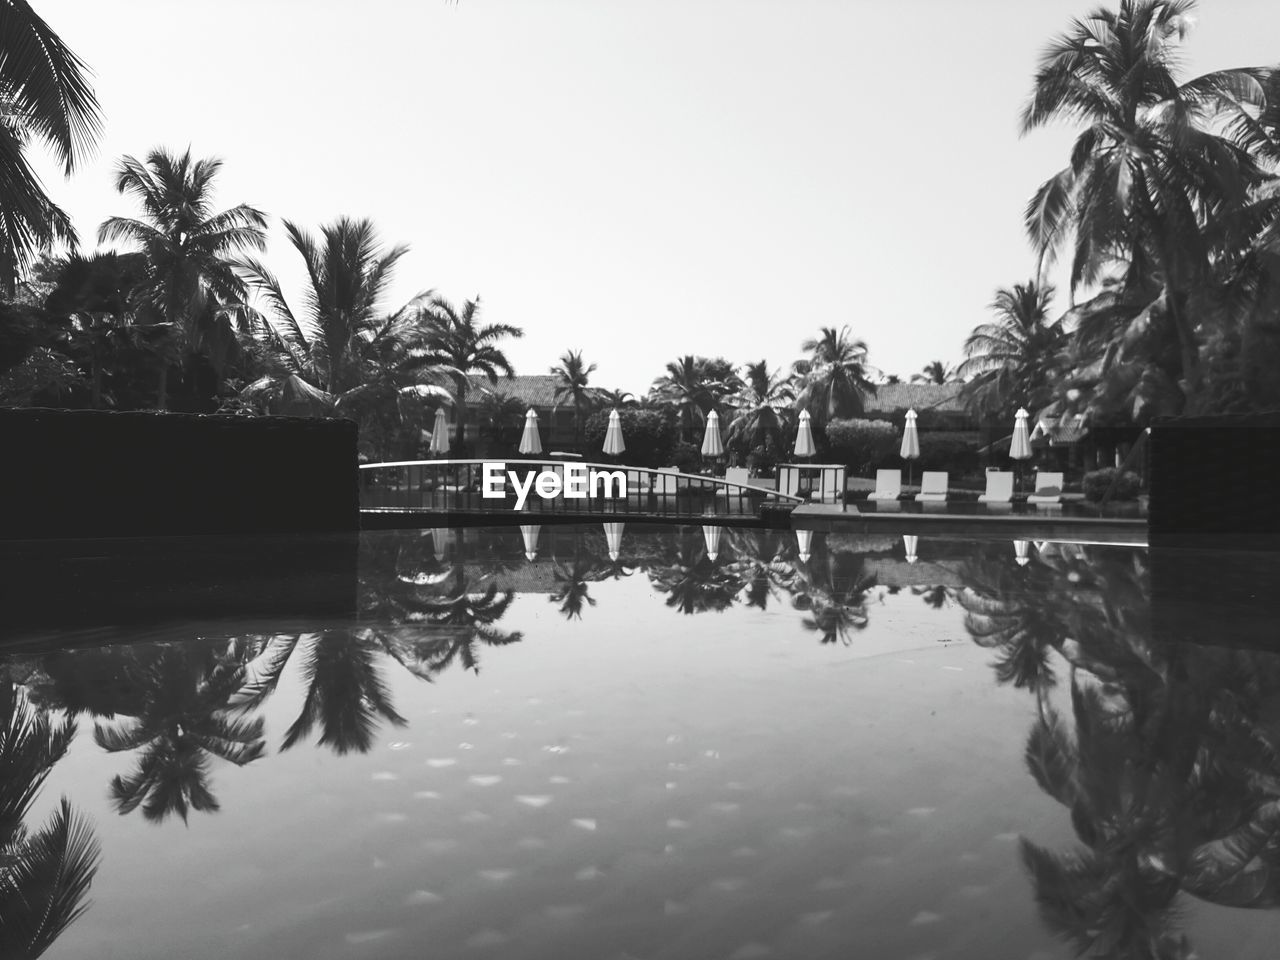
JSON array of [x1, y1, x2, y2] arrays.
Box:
[[5, 525, 1280, 959]]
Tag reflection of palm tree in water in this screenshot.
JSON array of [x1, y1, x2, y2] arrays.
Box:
[[92, 643, 267, 822], [650, 537, 744, 615], [550, 555, 599, 621], [0, 681, 101, 959], [404, 574, 524, 675], [960, 544, 1280, 958], [786, 535, 876, 646]]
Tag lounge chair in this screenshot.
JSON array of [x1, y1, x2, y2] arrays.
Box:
[[1028, 471, 1064, 506], [867, 469, 902, 501], [978, 470, 1014, 507], [777, 467, 801, 499], [653, 467, 680, 496], [915, 471, 949, 502]]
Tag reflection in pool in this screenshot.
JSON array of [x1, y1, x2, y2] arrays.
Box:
[[4, 525, 1280, 959]]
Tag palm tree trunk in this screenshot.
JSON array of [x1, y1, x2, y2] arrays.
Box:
[[454, 384, 468, 454]]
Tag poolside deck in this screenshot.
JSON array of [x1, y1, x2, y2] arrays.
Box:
[[791, 503, 1147, 544]]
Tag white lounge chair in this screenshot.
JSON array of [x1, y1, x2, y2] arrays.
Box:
[[653, 467, 680, 496], [1028, 472, 1064, 505], [777, 467, 801, 498], [915, 471, 949, 502], [867, 469, 901, 501], [978, 471, 1014, 507]]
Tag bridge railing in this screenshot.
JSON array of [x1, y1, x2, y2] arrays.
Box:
[[359, 459, 807, 517]]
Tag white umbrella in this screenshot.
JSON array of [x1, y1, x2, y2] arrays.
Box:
[[795, 529, 813, 563], [519, 524, 541, 562], [793, 409, 816, 458], [1014, 539, 1030, 566], [902, 534, 918, 564], [603, 522, 625, 562], [430, 527, 450, 563], [518, 408, 543, 455], [700, 410, 725, 459], [900, 408, 920, 488], [429, 407, 450, 456], [602, 409, 626, 457], [702, 524, 723, 563], [1010, 407, 1032, 492]]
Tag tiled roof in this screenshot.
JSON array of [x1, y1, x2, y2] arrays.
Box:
[[862, 382, 967, 414], [460, 375, 562, 407], [1031, 415, 1090, 446]]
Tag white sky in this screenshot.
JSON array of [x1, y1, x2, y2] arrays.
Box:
[[29, 0, 1280, 395]]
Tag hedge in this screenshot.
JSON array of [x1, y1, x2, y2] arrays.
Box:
[[582, 407, 678, 467], [824, 418, 899, 474], [1082, 467, 1142, 502]]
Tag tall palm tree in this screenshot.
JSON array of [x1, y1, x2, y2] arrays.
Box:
[[0, 0, 103, 295], [912, 361, 955, 385], [594, 387, 637, 407], [98, 148, 268, 409], [235, 217, 449, 454], [651, 355, 719, 442], [958, 281, 1066, 420], [794, 326, 877, 429], [418, 295, 522, 453], [1021, 0, 1279, 403], [550, 349, 598, 446], [0, 680, 101, 960], [726, 360, 794, 461]]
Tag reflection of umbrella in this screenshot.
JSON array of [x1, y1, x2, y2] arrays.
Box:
[[795, 529, 813, 563], [701, 410, 724, 459], [518, 408, 543, 455], [1010, 407, 1031, 492], [1014, 539, 1030, 566], [900, 408, 920, 488], [430, 527, 450, 563], [603, 522, 625, 562], [429, 407, 450, 456], [520, 524, 541, 562], [902, 534, 918, 564], [794, 409, 816, 458], [702, 524, 723, 562], [603, 409, 626, 457]]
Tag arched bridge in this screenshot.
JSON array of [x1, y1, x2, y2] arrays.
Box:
[[359, 459, 820, 525]]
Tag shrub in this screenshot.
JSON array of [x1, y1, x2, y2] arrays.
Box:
[[913, 431, 985, 474], [1082, 467, 1142, 502], [667, 440, 702, 472], [825, 418, 899, 474], [582, 407, 677, 467]]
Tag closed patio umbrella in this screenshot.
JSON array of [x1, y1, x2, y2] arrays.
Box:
[[702, 524, 723, 563], [603, 522, 625, 562], [701, 410, 725, 460], [793, 409, 816, 458], [1014, 539, 1030, 566], [429, 407, 450, 456], [1010, 407, 1031, 492], [900, 408, 920, 488], [902, 534, 918, 564], [520, 524, 541, 562], [603, 409, 626, 457], [430, 527, 450, 563], [795, 528, 813, 563], [518, 408, 543, 456]]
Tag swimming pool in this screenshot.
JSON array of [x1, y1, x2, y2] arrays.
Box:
[[4, 525, 1280, 959]]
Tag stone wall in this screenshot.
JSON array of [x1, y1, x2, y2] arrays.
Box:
[[0, 408, 358, 539]]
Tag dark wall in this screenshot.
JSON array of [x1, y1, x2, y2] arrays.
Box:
[[1149, 412, 1280, 547], [0, 408, 358, 539]]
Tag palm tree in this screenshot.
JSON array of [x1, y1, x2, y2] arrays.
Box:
[[912, 361, 954, 385], [418, 295, 522, 453], [97, 149, 269, 409], [477, 388, 527, 451], [794, 326, 877, 429], [595, 388, 637, 407], [725, 360, 794, 462], [0, 0, 102, 295], [651, 355, 718, 442], [1021, 0, 1280, 404], [0, 680, 101, 960], [235, 217, 449, 455], [550, 349, 598, 446], [958, 281, 1065, 420]]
